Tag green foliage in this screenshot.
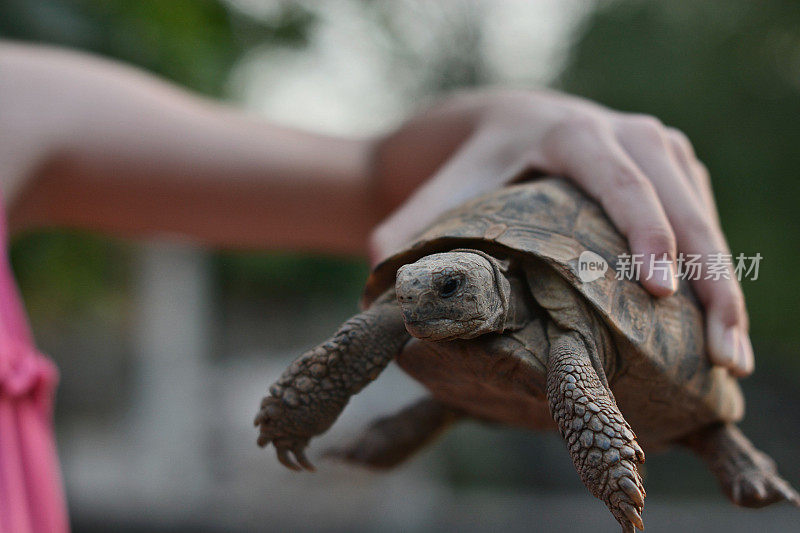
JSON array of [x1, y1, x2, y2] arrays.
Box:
[[8, 231, 130, 321], [558, 0, 800, 365], [214, 251, 368, 300], [0, 0, 315, 96], [0, 0, 317, 324]]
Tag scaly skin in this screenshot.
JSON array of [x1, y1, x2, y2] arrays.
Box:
[[683, 423, 800, 508], [255, 293, 408, 470], [547, 330, 646, 532], [325, 397, 462, 469]]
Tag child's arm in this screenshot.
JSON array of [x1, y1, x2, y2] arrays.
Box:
[[1, 41, 374, 253]]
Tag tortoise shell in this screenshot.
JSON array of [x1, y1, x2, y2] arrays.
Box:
[[364, 178, 743, 443]]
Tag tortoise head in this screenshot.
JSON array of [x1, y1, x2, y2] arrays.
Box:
[[395, 249, 511, 341]]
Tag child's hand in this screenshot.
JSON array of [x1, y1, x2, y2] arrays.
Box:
[[370, 89, 752, 377]]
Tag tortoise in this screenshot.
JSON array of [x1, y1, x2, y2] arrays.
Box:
[[255, 178, 798, 531]]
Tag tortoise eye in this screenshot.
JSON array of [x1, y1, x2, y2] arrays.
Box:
[[439, 277, 460, 298]]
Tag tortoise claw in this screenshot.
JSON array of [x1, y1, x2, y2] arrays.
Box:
[[276, 447, 302, 471], [270, 438, 316, 471], [255, 395, 315, 471], [606, 464, 646, 531], [292, 445, 316, 471], [619, 502, 644, 530], [730, 467, 800, 508], [619, 476, 645, 508]]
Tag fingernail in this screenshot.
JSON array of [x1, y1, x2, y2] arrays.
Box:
[[649, 260, 677, 294], [738, 333, 755, 375], [709, 324, 738, 367]]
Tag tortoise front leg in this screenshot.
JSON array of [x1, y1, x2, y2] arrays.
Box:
[[546, 326, 646, 532], [255, 293, 409, 471]]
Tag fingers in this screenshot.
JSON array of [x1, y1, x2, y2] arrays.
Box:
[[614, 116, 752, 376], [545, 113, 752, 376], [544, 117, 677, 296], [698, 274, 754, 376], [664, 127, 720, 223], [667, 128, 753, 375]]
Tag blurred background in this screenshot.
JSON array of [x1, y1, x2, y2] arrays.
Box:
[[1, 0, 799, 531]]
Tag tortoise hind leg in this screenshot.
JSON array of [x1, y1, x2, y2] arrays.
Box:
[[325, 397, 461, 469], [546, 326, 646, 532], [682, 423, 800, 508]]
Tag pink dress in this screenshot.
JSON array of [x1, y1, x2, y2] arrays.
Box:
[[0, 202, 70, 532]]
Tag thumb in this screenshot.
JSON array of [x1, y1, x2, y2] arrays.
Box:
[[368, 130, 522, 266]]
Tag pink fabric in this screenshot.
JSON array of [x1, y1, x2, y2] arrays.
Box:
[[0, 199, 69, 533]]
